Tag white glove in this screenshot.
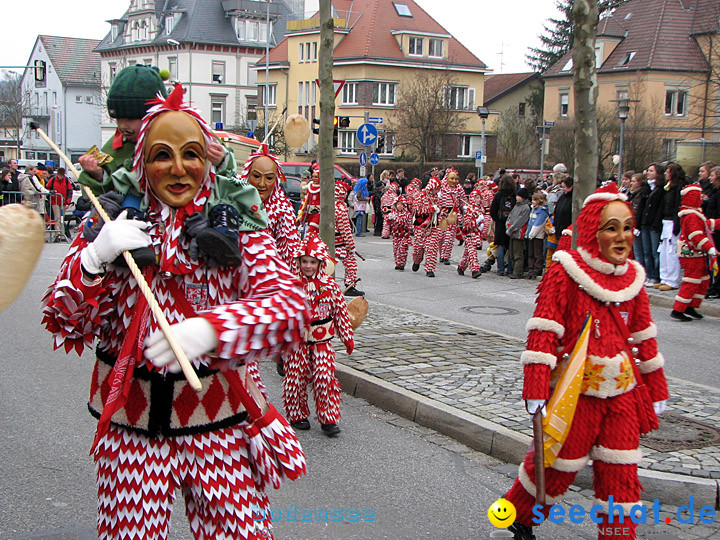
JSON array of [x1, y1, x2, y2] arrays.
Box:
[[80, 210, 151, 274], [653, 400, 667, 416], [526, 399, 547, 417], [708, 247, 717, 257], [144, 317, 219, 373]]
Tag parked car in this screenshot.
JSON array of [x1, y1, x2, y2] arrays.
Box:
[[281, 175, 302, 214], [281, 162, 354, 183]]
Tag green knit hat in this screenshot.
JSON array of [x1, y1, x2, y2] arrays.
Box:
[[107, 65, 168, 119]]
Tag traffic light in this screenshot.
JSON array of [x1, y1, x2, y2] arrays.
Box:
[[338, 116, 350, 128], [333, 116, 339, 148], [376, 136, 385, 153], [312, 117, 320, 135], [34, 60, 46, 83]]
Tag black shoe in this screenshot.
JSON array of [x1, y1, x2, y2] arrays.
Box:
[[508, 522, 536, 540], [685, 307, 703, 319], [439, 258, 447, 264], [426, 271, 435, 278], [395, 265, 405, 271], [471, 271, 482, 279], [344, 286, 365, 296], [670, 310, 693, 322], [412, 263, 420, 272], [196, 204, 242, 267], [321, 423, 341, 437], [509, 273, 523, 279], [457, 267, 465, 276], [705, 291, 720, 299], [458, 239, 464, 246], [276, 358, 285, 377], [443, 259, 451, 265], [291, 419, 310, 430]]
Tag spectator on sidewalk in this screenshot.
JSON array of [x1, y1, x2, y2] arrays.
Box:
[[19, 164, 48, 216], [47, 167, 74, 240], [526, 191, 549, 279], [553, 176, 574, 239], [490, 174, 516, 276], [640, 163, 665, 285], [656, 163, 685, 291], [698, 161, 716, 201], [506, 187, 531, 279], [702, 166, 720, 299], [628, 172, 649, 271]]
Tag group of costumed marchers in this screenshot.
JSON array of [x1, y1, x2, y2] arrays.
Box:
[[504, 182, 669, 540], [42, 85, 310, 540]]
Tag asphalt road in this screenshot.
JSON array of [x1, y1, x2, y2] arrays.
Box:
[[0, 243, 602, 540], [348, 234, 720, 390]]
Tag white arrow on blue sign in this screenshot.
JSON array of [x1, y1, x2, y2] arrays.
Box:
[[368, 117, 383, 124], [356, 123, 378, 146], [359, 152, 367, 166], [369, 153, 380, 165]]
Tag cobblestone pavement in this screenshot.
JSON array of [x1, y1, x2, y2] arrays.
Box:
[[337, 300, 720, 539]]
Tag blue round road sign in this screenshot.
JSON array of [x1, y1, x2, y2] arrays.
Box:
[[359, 152, 367, 166], [369, 153, 380, 165], [356, 123, 378, 146]]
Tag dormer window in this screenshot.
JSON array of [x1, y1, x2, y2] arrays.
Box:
[[165, 15, 175, 35], [618, 51, 636, 66], [409, 36, 423, 56], [561, 58, 573, 71], [428, 38, 443, 58], [235, 18, 246, 40], [111, 24, 118, 42]]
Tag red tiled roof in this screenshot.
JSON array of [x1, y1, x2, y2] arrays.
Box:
[[262, 0, 485, 69], [483, 72, 537, 104], [544, 0, 712, 78]]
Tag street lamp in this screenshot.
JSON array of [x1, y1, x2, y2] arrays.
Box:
[[476, 106, 489, 178], [617, 99, 630, 182]]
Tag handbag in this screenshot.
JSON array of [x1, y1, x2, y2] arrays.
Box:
[[606, 306, 659, 435]]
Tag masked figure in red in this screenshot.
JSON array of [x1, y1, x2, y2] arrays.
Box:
[[457, 189, 485, 278], [411, 177, 442, 277], [438, 170, 466, 264], [388, 195, 413, 270], [380, 181, 399, 239]]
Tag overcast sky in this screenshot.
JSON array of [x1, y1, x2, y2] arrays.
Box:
[[1, 0, 560, 76]]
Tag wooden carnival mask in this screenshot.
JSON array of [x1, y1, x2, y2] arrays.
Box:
[[248, 156, 278, 202]]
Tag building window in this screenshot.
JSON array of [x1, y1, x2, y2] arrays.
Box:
[[459, 135, 472, 157], [305, 43, 311, 63], [212, 61, 225, 84], [312, 42, 318, 62], [168, 57, 177, 80], [165, 15, 175, 35], [299, 42, 304, 63], [211, 99, 225, 125], [262, 84, 276, 106], [109, 63, 117, 83], [297, 81, 304, 112], [235, 19, 246, 40], [377, 134, 393, 155], [248, 21, 259, 41], [342, 82, 358, 105], [75, 95, 82, 103], [85, 96, 93, 104], [409, 36, 423, 56], [559, 93, 569, 117], [143, 58, 152, 66], [246, 96, 257, 122], [259, 21, 268, 42], [665, 89, 688, 117], [446, 86, 474, 110], [373, 82, 397, 106], [393, 2, 412, 17], [111, 24, 118, 42], [518, 102, 526, 117], [339, 131, 356, 153], [428, 38, 444, 58]]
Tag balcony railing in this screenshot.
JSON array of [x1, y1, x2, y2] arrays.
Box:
[[27, 107, 50, 118]]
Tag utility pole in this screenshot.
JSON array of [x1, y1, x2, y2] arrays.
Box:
[[318, 0, 335, 255]]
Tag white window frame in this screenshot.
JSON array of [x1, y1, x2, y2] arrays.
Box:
[[458, 135, 472, 158], [299, 41, 304, 63], [409, 36, 423, 56], [312, 42, 318, 61], [248, 21, 259, 41], [165, 15, 175, 35], [235, 18, 246, 40], [259, 21, 268, 43], [665, 89, 689, 117], [211, 99, 225, 125], [339, 131, 357, 154], [75, 95, 82, 103], [341, 82, 358, 105], [109, 63, 117, 83], [559, 93, 569, 117], [212, 61, 225, 84], [428, 38, 444, 58], [168, 57, 177, 80], [298, 81, 304, 111], [446, 86, 474, 111], [262, 84, 277, 107], [373, 82, 397, 106], [305, 43, 311, 63]]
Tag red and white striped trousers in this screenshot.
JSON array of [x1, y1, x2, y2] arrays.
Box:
[[335, 244, 358, 286], [458, 233, 481, 272]]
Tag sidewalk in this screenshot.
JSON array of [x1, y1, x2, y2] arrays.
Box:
[[336, 300, 720, 514]]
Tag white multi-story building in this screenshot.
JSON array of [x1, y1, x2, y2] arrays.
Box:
[[96, 0, 305, 144], [21, 36, 103, 164]]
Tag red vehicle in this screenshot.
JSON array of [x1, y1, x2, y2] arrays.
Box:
[[281, 162, 355, 183]]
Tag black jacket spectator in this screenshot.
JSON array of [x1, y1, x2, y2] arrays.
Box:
[[554, 191, 573, 238], [490, 186, 516, 248], [662, 184, 682, 236]]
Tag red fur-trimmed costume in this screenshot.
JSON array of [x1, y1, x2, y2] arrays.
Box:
[[457, 190, 484, 274], [238, 147, 300, 273], [297, 170, 320, 234], [282, 235, 354, 425], [412, 177, 442, 274], [505, 184, 669, 540], [437, 173, 466, 261], [380, 181, 399, 238], [41, 90, 309, 540], [673, 184, 719, 313], [388, 195, 413, 268], [334, 180, 360, 288]]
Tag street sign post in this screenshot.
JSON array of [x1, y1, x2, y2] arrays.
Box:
[[356, 123, 378, 147], [369, 153, 380, 165], [359, 152, 367, 166]]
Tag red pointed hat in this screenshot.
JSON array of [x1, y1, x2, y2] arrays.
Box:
[[296, 233, 334, 266], [575, 182, 631, 258], [424, 177, 441, 192], [681, 183, 702, 209]]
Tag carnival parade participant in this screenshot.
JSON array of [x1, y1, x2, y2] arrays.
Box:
[[380, 181, 400, 239], [388, 195, 413, 270], [297, 164, 321, 236], [456, 188, 485, 278], [404, 177, 422, 211], [504, 183, 668, 540], [42, 85, 309, 540], [240, 146, 300, 273], [438, 170, 466, 265], [411, 177, 442, 277], [476, 178, 496, 248], [334, 180, 365, 296], [282, 234, 354, 436], [670, 184, 718, 321]]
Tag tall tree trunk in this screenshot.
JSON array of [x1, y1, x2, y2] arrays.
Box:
[[318, 0, 335, 255], [571, 0, 599, 248]]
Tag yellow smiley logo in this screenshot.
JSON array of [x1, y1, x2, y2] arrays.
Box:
[[487, 498, 517, 528]]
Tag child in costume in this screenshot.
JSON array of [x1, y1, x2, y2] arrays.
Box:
[[43, 84, 309, 540], [380, 181, 400, 238], [388, 195, 413, 270], [335, 180, 364, 296], [670, 183, 718, 321], [456, 188, 485, 278], [282, 234, 354, 436], [505, 183, 668, 540]]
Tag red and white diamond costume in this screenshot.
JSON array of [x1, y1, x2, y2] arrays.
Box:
[[42, 94, 309, 540], [380, 181, 399, 238], [674, 184, 719, 313], [404, 177, 422, 212], [388, 195, 413, 268], [238, 149, 300, 274], [334, 180, 360, 287], [412, 177, 442, 273], [297, 175, 320, 234], [282, 235, 354, 424], [457, 190, 484, 274], [475, 179, 496, 243], [505, 184, 669, 540], [437, 174, 466, 261]]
